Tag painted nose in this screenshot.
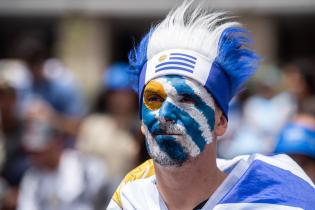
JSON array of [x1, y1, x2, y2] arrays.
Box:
[[159, 101, 177, 122]]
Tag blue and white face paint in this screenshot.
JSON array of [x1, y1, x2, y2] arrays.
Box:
[[142, 75, 216, 166]]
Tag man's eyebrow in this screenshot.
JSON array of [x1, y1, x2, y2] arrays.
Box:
[[178, 92, 196, 98], [144, 88, 162, 94], [178, 92, 202, 101]]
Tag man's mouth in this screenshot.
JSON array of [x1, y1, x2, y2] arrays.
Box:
[[152, 131, 182, 137], [151, 123, 185, 137]]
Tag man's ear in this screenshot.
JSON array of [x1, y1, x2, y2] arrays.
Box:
[[141, 123, 146, 135], [214, 109, 228, 137]]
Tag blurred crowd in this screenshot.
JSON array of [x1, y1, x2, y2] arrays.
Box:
[[218, 58, 315, 181], [0, 35, 314, 210], [0, 38, 148, 210]]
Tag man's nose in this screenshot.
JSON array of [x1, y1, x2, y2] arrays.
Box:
[[159, 101, 177, 122]]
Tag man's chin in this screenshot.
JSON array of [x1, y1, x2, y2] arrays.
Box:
[[150, 152, 197, 168], [145, 133, 195, 167], [153, 156, 185, 167]]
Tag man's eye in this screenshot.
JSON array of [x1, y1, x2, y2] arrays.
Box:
[[179, 95, 196, 104], [148, 95, 163, 102], [143, 93, 165, 110]]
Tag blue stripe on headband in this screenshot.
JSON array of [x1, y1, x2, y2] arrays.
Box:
[[170, 53, 197, 60], [169, 57, 196, 64], [155, 61, 194, 69], [155, 66, 194, 73]]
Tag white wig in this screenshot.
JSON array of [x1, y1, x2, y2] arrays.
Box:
[[129, 0, 259, 118], [147, 1, 238, 60]]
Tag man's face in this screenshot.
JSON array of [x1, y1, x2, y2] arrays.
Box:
[[142, 75, 216, 166]]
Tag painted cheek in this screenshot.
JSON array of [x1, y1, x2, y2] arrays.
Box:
[[178, 108, 207, 151], [162, 102, 208, 151], [142, 105, 157, 132], [194, 100, 215, 130]]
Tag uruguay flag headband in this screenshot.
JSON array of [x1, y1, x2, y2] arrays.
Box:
[[139, 48, 231, 118]]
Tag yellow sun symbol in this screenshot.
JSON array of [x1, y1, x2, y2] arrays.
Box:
[[159, 55, 167, 62]]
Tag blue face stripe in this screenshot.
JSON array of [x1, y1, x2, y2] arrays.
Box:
[[142, 105, 158, 131], [155, 61, 195, 69], [170, 53, 197, 60], [166, 76, 215, 131], [155, 66, 194, 73], [169, 57, 196, 64], [219, 160, 315, 209]]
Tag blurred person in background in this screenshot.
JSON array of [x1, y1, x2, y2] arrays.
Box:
[[218, 66, 292, 158], [17, 117, 109, 210], [219, 57, 315, 159], [94, 62, 139, 133], [282, 57, 315, 109], [14, 37, 86, 138], [0, 63, 31, 210], [77, 63, 142, 193], [275, 97, 315, 182]]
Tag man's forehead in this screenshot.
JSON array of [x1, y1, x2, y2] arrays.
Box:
[[148, 75, 204, 90], [144, 75, 215, 104]]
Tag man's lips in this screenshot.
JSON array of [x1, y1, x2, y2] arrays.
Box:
[[152, 132, 182, 136], [151, 123, 184, 136]]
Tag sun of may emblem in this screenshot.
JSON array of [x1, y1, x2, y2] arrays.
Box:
[[159, 55, 167, 62]]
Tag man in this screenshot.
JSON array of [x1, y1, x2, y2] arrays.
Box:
[[17, 118, 109, 210], [107, 2, 315, 210]]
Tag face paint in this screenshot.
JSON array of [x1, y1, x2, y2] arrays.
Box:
[[142, 75, 216, 166]]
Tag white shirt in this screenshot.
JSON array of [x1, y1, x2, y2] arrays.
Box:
[[107, 154, 315, 210]]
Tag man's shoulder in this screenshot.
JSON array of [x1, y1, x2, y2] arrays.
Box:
[[111, 159, 156, 208], [218, 153, 314, 185], [246, 153, 313, 185], [216, 154, 315, 210], [123, 159, 155, 182]]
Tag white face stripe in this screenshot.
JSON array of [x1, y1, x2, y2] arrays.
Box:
[[185, 78, 215, 111], [155, 77, 177, 99], [143, 124, 171, 161], [174, 124, 201, 157]]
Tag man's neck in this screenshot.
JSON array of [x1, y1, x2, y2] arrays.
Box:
[[154, 143, 226, 210]]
